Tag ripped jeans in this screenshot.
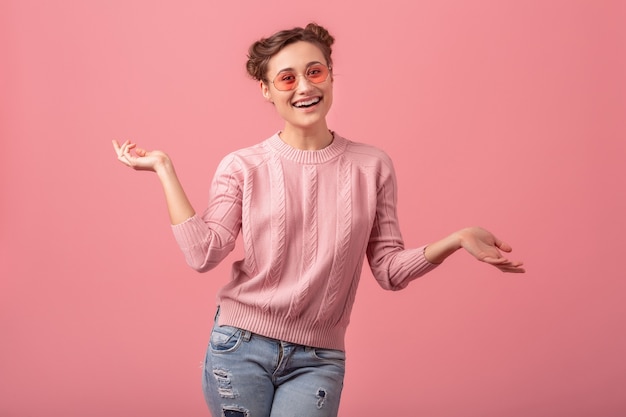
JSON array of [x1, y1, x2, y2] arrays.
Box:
[[202, 313, 345, 417]]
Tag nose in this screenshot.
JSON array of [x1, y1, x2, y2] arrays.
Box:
[[294, 74, 315, 92]]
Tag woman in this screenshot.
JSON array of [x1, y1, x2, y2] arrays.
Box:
[[112, 23, 524, 417]]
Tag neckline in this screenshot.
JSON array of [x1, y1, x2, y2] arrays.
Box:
[[266, 131, 347, 164]]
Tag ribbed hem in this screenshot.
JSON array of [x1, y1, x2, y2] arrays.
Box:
[[217, 299, 348, 351], [266, 132, 348, 164]]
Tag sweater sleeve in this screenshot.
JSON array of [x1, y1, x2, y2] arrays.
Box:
[[366, 156, 438, 290], [171, 154, 243, 272]]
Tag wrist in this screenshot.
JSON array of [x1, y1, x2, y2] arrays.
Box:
[[455, 227, 480, 249], [154, 156, 175, 178], [424, 232, 463, 264]]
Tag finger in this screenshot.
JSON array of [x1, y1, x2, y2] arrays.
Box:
[[120, 142, 136, 158], [498, 265, 526, 273], [482, 256, 509, 265], [495, 259, 525, 271], [113, 139, 131, 155], [117, 143, 135, 165], [118, 153, 131, 166], [495, 239, 513, 253], [116, 140, 127, 155]]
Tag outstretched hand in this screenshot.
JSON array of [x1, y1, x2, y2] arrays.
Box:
[[111, 139, 195, 223], [458, 227, 525, 273], [112, 139, 170, 172]]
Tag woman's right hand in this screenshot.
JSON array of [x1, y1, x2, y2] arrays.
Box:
[[112, 139, 170, 172], [112, 139, 196, 224]]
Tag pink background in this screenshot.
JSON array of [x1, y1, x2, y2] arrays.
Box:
[[2, 1, 625, 416]]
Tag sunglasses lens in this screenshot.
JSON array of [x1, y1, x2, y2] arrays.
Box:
[[273, 64, 329, 91], [306, 64, 329, 83], [274, 72, 297, 91]]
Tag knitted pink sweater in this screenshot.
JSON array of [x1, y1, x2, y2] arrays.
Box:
[[172, 132, 437, 350]]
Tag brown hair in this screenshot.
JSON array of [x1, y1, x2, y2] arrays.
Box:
[[246, 23, 335, 83]]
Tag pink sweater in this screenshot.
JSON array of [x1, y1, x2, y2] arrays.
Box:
[[172, 132, 437, 350]]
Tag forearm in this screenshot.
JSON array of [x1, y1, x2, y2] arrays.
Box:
[[155, 160, 196, 225]]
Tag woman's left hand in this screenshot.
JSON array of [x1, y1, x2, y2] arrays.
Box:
[[457, 227, 525, 273]]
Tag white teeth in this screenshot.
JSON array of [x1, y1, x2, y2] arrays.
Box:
[[294, 97, 321, 108]]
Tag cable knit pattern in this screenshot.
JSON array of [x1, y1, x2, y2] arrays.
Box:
[[260, 154, 287, 312], [315, 157, 352, 324], [241, 168, 257, 276], [287, 165, 318, 318], [171, 132, 439, 350]]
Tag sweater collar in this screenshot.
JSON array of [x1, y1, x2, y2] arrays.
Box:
[[266, 131, 348, 164]]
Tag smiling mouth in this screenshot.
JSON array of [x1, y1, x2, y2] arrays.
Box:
[[293, 97, 321, 108]]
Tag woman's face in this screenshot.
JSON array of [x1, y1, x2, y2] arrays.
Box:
[[261, 41, 333, 132]]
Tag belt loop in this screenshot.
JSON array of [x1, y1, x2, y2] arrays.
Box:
[[242, 330, 252, 341]]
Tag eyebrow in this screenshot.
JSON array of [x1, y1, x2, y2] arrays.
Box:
[[275, 61, 324, 74]]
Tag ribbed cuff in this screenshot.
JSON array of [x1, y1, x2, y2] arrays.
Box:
[[170, 214, 209, 249], [388, 245, 439, 289]]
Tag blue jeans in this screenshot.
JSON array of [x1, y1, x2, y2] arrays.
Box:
[[202, 311, 346, 417]]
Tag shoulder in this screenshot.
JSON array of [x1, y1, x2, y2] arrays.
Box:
[[216, 136, 274, 173], [339, 135, 395, 173]]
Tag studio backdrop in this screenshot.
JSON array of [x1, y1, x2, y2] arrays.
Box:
[[1, 1, 624, 416]]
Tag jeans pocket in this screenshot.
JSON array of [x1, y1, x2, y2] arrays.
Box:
[[209, 324, 244, 354], [312, 347, 346, 362]]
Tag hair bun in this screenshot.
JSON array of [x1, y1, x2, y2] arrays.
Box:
[[305, 23, 335, 48]]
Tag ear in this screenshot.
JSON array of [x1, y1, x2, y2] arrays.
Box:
[[260, 81, 273, 102]]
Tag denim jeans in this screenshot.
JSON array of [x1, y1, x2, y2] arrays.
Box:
[[202, 311, 346, 417]]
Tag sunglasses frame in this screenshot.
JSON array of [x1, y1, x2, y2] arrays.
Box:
[[271, 63, 332, 91]]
